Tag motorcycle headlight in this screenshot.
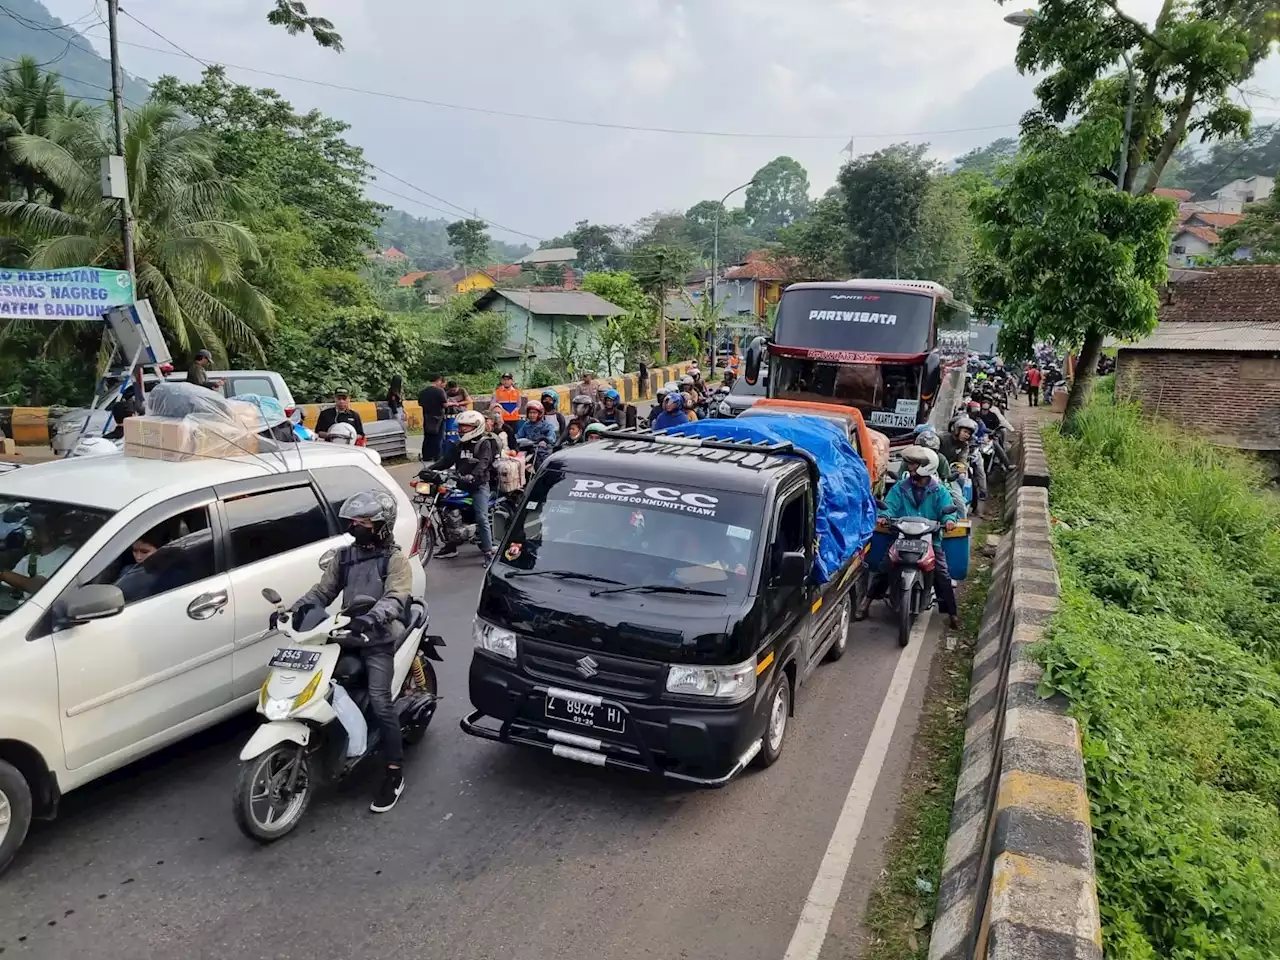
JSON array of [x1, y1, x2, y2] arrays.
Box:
[[666, 656, 757, 703], [474, 617, 518, 660]]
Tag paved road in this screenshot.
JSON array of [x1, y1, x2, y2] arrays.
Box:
[[0, 460, 947, 960]]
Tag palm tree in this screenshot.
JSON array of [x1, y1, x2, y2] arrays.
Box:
[[0, 100, 271, 360], [0, 56, 95, 203]]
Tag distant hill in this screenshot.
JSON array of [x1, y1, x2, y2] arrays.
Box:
[[0, 0, 149, 106], [375, 208, 532, 271]]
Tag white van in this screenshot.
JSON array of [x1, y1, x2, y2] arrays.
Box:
[[0, 444, 426, 873]]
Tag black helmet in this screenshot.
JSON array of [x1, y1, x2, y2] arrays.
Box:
[[338, 489, 397, 542]]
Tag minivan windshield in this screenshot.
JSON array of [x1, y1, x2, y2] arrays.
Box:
[[0, 496, 113, 619], [495, 470, 764, 599]]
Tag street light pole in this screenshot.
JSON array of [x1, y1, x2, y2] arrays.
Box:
[[711, 179, 755, 375]]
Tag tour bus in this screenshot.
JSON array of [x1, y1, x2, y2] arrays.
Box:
[[744, 279, 971, 442]]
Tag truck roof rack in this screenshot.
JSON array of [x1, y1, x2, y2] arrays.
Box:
[[595, 428, 820, 481]]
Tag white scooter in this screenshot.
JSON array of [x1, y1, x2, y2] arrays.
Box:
[[233, 587, 443, 842]]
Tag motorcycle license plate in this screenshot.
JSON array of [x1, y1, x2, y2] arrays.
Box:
[[545, 694, 625, 734], [269, 648, 322, 671]]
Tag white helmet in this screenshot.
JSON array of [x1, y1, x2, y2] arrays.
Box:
[[455, 409, 485, 440], [71, 437, 122, 458], [327, 422, 359, 445], [900, 444, 938, 479]]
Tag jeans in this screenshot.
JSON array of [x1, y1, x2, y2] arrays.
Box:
[[991, 438, 1012, 470], [474, 482, 494, 553], [421, 429, 442, 461], [363, 645, 403, 764]]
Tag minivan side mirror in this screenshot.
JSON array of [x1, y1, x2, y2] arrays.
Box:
[[744, 336, 767, 385], [777, 550, 807, 587], [56, 584, 125, 625]]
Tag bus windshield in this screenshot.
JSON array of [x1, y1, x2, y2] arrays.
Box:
[[773, 288, 936, 356], [772, 357, 923, 431]]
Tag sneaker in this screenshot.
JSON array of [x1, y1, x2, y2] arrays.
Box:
[[436, 545, 459, 559], [370, 767, 405, 814]]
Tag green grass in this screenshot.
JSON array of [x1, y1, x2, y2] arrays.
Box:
[[1038, 400, 1280, 960], [861, 523, 997, 959]]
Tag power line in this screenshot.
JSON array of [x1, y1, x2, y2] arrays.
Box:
[[365, 182, 545, 241], [0, 53, 144, 105], [79, 26, 1027, 143], [1188, 119, 1280, 200], [116, 6, 208, 67], [365, 163, 542, 240]]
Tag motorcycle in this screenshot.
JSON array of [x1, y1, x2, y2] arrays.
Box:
[[234, 587, 443, 842], [883, 517, 942, 647], [412, 468, 522, 565], [708, 385, 731, 418]]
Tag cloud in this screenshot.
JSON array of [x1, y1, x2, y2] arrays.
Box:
[[37, 0, 1119, 241]]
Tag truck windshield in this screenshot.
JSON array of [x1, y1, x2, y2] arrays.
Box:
[[0, 496, 113, 620], [772, 357, 923, 430], [774, 289, 935, 356], [496, 470, 764, 599]]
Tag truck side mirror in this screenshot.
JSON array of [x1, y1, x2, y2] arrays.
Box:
[[744, 336, 767, 385], [921, 351, 942, 401], [777, 550, 807, 587]]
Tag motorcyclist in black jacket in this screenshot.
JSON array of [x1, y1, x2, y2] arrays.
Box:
[[425, 409, 499, 560], [287, 490, 413, 813]]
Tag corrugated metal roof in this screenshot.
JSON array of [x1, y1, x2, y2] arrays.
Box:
[[1117, 321, 1280, 352], [481, 289, 624, 317], [516, 247, 578, 264]]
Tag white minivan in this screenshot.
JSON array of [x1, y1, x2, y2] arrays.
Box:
[[0, 445, 427, 873]]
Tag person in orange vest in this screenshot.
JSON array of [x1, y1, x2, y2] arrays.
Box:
[[494, 371, 522, 447]]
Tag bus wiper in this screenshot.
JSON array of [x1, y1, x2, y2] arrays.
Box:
[[589, 584, 727, 598], [505, 569, 624, 585]]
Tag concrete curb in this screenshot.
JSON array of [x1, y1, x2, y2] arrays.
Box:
[[928, 419, 1100, 960]]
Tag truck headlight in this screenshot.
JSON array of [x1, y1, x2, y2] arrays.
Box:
[[474, 617, 518, 660], [666, 656, 757, 703]]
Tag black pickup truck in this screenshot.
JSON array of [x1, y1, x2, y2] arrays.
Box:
[[461, 430, 866, 785]]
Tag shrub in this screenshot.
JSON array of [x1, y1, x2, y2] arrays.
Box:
[[1038, 400, 1280, 959]]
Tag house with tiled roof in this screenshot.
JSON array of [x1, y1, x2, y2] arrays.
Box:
[[1154, 187, 1192, 202], [1117, 265, 1280, 451], [709, 250, 805, 322]]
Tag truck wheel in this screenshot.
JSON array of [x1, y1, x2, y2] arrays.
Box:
[[755, 673, 791, 769], [0, 759, 33, 877], [825, 595, 852, 663]]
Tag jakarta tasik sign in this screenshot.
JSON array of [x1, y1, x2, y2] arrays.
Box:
[[0, 267, 135, 320]]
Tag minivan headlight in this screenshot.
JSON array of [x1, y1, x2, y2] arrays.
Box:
[[666, 656, 757, 703], [474, 617, 518, 660]]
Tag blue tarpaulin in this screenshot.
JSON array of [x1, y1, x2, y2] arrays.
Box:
[[665, 414, 877, 584]]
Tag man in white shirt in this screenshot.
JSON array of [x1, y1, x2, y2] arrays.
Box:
[[0, 533, 77, 599]]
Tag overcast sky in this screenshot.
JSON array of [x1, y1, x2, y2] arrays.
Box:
[[42, 0, 1280, 245]]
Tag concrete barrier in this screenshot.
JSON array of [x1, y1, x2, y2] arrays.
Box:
[[929, 423, 1102, 960], [1, 364, 698, 447]]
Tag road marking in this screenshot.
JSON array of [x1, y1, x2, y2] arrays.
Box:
[[782, 608, 935, 960]]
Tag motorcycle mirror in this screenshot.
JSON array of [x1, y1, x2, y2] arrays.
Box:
[[744, 336, 766, 386], [261, 588, 282, 605]]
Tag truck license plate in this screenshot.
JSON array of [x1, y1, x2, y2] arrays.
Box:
[[545, 694, 625, 734]]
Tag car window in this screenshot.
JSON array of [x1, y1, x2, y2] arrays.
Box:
[[223, 486, 330, 568], [228, 376, 276, 399], [311, 465, 384, 521], [0, 496, 113, 620], [91, 506, 216, 606]]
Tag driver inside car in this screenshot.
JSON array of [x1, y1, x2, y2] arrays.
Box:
[[285, 490, 413, 814]]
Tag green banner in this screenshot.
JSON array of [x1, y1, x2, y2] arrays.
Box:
[[0, 267, 135, 320]]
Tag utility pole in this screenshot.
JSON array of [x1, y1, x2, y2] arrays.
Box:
[[711, 179, 755, 376], [106, 0, 135, 282]]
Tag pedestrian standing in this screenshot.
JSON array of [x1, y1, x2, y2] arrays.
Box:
[[637, 358, 649, 398], [418, 373, 447, 461], [1025, 365, 1042, 407], [577, 370, 600, 407], [386, 375, 406, 428]]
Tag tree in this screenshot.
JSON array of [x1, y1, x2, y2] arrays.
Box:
[[556, 220, 623, 272], [581, 270, 649, 315], [907, 171, 984, 289], [446, 219, 490, 268], [583, 271, 655, 367], [776, 190, 848, 280], [0, 101, 272, 360], [0, 57, 96, 204], [631, 244, 695, 362], [745, 156, 811, 239], [1008, 0, 1273, 195], [838, 142, 934, 278], [267, 0, 343, 50], [969, 114, 1176, 429], [150, 67, 382, 270], [953, 137, 1019, 183]]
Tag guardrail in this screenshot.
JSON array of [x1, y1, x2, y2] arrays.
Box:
[[0, 363, 697, 447], [929, 424, 1102, 960]]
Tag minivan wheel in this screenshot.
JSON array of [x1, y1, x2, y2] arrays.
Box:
[[825, 595, 852, 663], [0, 759, 33, 877], [755, 674, 792, 769]]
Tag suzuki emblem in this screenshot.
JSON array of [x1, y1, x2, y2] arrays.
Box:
[[576, 655, 599, 678]]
